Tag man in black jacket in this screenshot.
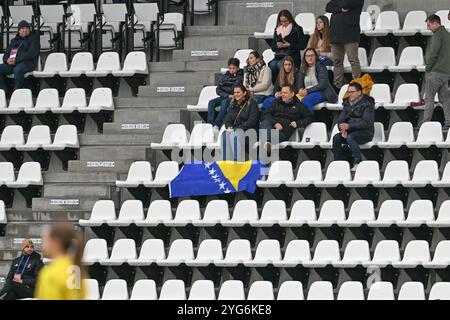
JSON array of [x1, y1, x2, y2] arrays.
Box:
[[332, 82, 374, 171], [260, 85, 313, 152], [0, 20, 40, 94], [326, 0, 364, 88], [207, 58, 244, 134], [0, 239, 43, 300]]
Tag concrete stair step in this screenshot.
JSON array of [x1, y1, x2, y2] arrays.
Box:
[[43, 184, 112, 198], [185, 25, 259, 36], [118, 97, 197, 108], [80, 134, 153, 146], [183, 35, 251, 50], [148, 71, 216, 86], [32, 198, 98, 217], [138, 84, 206, 97], [3, 222, 48, 239], [42, 172, 118, 184], [5, 210, 39, 222], [149, 60, 227, 72], [80, 146, 149, 161], [112, 109, 180, 124], [172, 48, 238, 62], [68, 160, 135, 173]]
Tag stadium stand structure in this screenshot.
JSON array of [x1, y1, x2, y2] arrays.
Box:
[[1, 0, 450, 300]]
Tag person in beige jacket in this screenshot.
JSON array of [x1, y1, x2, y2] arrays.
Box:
[[243, 51, 274, 104]]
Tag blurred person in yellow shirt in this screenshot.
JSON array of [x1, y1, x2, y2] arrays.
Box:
[[35, 223, 86, 300]]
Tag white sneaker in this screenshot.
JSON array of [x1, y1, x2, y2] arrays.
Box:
[[351, 163, 359, 172]]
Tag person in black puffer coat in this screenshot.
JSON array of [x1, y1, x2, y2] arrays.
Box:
[[332, 82, 375, 171], [0, 239, 43, 300], [326, 0, 364, 88], [0, 20, 40, 94], [221, 84, 259, 161]]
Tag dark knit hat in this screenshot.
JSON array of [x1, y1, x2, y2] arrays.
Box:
[[18, 20, 30, 30]]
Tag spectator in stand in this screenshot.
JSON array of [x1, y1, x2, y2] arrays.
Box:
[[243, 51, 274, 105], [0, 239, 43, 300], [260, 85, 313, 154], [207, 58, 244, 134], [326, 0, 364, 88], [221, 84, 259, 161], [262, 56, 299, 110], [307, 15, 334, 66], [35, 223, 86, 300], [332, 82, 374, 171], [422, 14, 450, 129], [268, 10, 307, 83], [297, 48, 338, 111], [0, 20, 40, 95]]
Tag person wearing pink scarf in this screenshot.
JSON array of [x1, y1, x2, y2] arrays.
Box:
[[268, 10, 308, 84]]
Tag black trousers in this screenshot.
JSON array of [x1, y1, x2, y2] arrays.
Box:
[[0, 281, 34, 300]]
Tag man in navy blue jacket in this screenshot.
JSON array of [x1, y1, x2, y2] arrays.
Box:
[[0, 20, 40, 94], [332, 82, 375, 171]]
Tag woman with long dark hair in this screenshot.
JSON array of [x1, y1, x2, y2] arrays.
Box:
[[221, 84, 259, 161], [268, 10, 307, 83], [297, 48, 338, 111], [35, 223, 86, 300], [243, 51, 273, 104], [308, 15, 333, 66]]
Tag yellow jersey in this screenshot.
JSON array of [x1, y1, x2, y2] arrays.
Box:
[[35, 255, 86, 300]]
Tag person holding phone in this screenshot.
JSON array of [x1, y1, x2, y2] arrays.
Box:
[[0, 20, 40, 95]]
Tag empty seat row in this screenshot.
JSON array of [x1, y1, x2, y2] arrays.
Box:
[[260, 159, 450, 188], [86, 278, 450, 300], [0, 125, 78, 152], [33, 51, 148, 78], [0, 162, 43, 188], [82, 237, 450, 269], [0, 87, 114, 114], [115, 161, 179, 188], [80, 198, 450, 229]]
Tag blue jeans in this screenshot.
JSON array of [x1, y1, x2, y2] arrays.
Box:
[[259, 120, 289, 144], [221, 130, 243, 161], [268, 59, 283, 84], [207, 97, 230, 127], [0, 63, 32, 93], [332, 131, 373, 164], [301, 91, 325, 111]]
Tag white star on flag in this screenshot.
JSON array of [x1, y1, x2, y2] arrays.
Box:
[[209, 168, 216, 175], [212, 174, 219, 180], [219, 182, 226, 190], [204, 162, 212, 169], [224, 188, 231, 194]]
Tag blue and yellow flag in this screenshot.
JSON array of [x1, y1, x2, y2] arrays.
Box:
[[169, 161, 266, 198]]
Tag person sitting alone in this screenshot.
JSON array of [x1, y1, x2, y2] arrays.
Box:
[[332, 82, 375, 171], [260, 85, 313, 153], [0, 239, 43, 300], [207, 58, 244, 134], [0, 20, 40, 94]]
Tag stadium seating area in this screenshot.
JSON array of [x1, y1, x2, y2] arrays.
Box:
[[1, 0, 450, 301]]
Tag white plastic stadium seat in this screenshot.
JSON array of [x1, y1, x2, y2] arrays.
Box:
[[402, 161, 439, 188], [44, 125, 79, 151], [429, 282, 450, 300], [384, 84, 421, 110], [189, 280, 216, 300], [82, 239, 108, 265], [257, 161, 293, 188], [273, 240, 311, 268], [33, 53, 68, 77], [116, 161, 152, 188], [151, 124, 189, 149], [365, 11, 400, 36], [406, 122, 443, 148], [0, 163, 15, 186], [423, 241, 450, 269], [157, 239, 194, 267], [27, 89, 60, 114], [370, 84, 391, 107], [134, 200, 173, 227], [303, 240, 340, 268], [396, 200, 434, 227], [254, 14, 278, 39], [277, 281, 305, 300], [377, 122, 414, 148], [344, 48, 368, 72], [6, 162, 43, 188], [362, 47, 396, 72], [192, 200, 229, 227], [53, 88, 87, 113], [307, 281, 334, 300], [388, 47, 425, 72], [324, 85, 348, 110], [164, 200, 200, 227], [187, 86, 219, 112], [285, 161, 322, 188], [295, 13, 315, 35], [391, 240, 430, 268], [144, 161, 179, 188], [16, 125, 51, 151], [278, 200, 316, 228], [244, 239, 281, 267], [367, 282, 395, 300], [107, 200, 144, 227], [218, 281, 245, 300], [101, 280, 129, 300], [214, 239, 251, 267], [59, 52, 94, 77], [250, 200, 287, 227], [79, 200, 116, 227], [221, 200, 258, 227], [436, 10, 450, 30], [339, 200, 376, 227], [393, 11, 429, 36], [78, 88, 115, 113], [337, 282, 365, 300], [185, 239, 223, 267], [112, 52, 148, 76], [0, 126, 24, 151], [372, 161, 410, 188], [248, 281, 274, 300], [398, 282, 426, 300], [314, 161, 351, 188], [99, 239, 137, 266], [84, 279, 100, 300], [362, 240, 401, 267], [159, 280, 186, 300], [308, 200, 346, 228], [360, 12, 373, 33], [2, 89, 33, 114], [130, 280, 158, 300], [128, 239, 166, 266], [0, 201, 6, 225], [427, 201, 450, 228], [343, 161, 380, 188], [180, 123, 214, 149], [367, 200, 405, 228], [290, 122, 328, 149]]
